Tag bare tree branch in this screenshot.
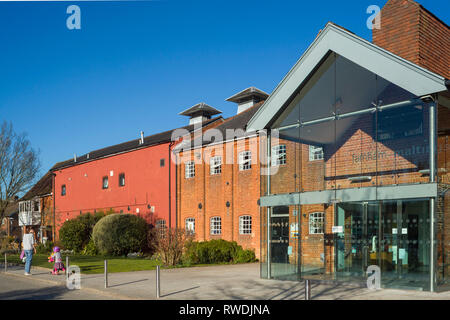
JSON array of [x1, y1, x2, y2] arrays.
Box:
[[0, 121, 41, 221]]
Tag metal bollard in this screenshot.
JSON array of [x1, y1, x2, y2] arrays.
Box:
[[156, 265, 160, 299], [65, 256, 69, 277], [305, 279, 311, 300], [4, 253, 7, 273], [104, 260, 108, 288]]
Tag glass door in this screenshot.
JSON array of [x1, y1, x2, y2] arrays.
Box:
[[380, 199, 430, 290], [270, 205, 298, 280], [335, 201, 379, 281]]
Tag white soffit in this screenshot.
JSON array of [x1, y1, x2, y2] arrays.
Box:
[[247, 23, 447, 131]]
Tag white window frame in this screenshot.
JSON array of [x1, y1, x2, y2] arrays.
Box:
[[309, 145, 324, 161], [210, 156, 222, 175], [239, 151, 252, 171], [185, 161, 195, 179], [271, 145, 286, 166], [185, 217, 195, 234], [156, 219, 167, 238], [210, 216, 222, 235], [309, 212, 324, 235], [239, 215, 252, 235]]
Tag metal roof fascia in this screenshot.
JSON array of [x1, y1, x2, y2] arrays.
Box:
[[247, 23, 447, 131]]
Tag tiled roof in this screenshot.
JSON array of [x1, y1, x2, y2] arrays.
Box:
[[175, 101, 264, 152], [50, 116, 223, 171], [21, 171, 53, 200], [4, 202, 19, 217]]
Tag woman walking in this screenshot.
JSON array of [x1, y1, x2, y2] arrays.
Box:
[[22, 226, 36, 275]]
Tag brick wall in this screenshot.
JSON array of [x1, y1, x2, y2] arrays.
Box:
[[177, 135, 262, 258], [373, 0, 450, 79]]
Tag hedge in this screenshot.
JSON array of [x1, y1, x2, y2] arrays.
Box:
[[92, 214, 148, 256], [184, 239, 256, 264]]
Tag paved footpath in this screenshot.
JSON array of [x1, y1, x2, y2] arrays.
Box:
[[0, 272, 116, 300], [1, 263, 450, 300]]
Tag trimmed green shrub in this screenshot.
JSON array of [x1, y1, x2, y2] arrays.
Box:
[[183, 239, 256, 264], [92, 214, 148, 256], [81, 238, 98, 256], [233, 248, 256, 263], [59, 211, 109, 253]]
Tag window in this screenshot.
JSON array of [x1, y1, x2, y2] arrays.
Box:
[[309, 145, 324, 161], [61, 185, 66, 196], [119, 173, 125, 187], [185, 218, 195, 234], [185, 161, 195, 178], [271, 145, 286, 166], [160, 159, 165, 167], [377, 105, 423, 141], [210, 156, 222, 175], [156, 219, 167, 238], [33, 200, 39, 212], [239, 151, 252, 171], [210, 216, 222, 235], [309, 212, 324, 234], [239, 215, 252, 235], [102, 176, 109, 189]]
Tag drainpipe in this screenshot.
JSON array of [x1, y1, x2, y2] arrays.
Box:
[[52, 172, 56, 242], [169, 141, 175, 230], [175, 152, 178, 230]]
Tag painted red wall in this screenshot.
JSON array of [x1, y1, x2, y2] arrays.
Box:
[[53, 142, 176, 238]]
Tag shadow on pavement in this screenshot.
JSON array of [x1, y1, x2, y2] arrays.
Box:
[[162, 286, 201, 298], [0, 286, 70, 300], [108, 278, 149, 288]]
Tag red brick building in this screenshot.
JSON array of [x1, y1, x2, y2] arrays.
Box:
[[176, 88, 272, 259], [50, 116, 222, 239], [17, 172, 54, 242]]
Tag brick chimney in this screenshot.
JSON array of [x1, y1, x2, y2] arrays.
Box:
[[372, 0, 450, 79]]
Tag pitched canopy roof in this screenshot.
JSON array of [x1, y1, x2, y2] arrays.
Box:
[[226, 87, 269, 103], [247, 22, 448, 131], [179, 103, 222, 117]]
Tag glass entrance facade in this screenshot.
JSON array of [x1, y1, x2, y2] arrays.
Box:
[[335, 199, 431, 290], [259, 52, 450, 291]]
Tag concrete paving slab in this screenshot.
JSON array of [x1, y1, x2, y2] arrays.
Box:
[[2, 262, 450, 300]]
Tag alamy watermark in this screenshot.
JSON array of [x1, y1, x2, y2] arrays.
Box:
[[367, 5, 381, 30], [66, 5, 81, 30], [66, 265, 81, 290], [170, 124, 282, 176], [367, 265, 381, 290]]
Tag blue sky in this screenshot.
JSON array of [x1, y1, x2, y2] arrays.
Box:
[[0, 0, 448, 177]]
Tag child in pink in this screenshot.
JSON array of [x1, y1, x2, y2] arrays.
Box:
[[50, 246, 65, 275]]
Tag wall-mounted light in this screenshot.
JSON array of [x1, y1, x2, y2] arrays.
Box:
[[198, 203, 202, 209], [226, 201, 230, 208]]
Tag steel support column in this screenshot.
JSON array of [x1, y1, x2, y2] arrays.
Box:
[[266, 132, 271, 279], [429, 100, 437, 292]]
